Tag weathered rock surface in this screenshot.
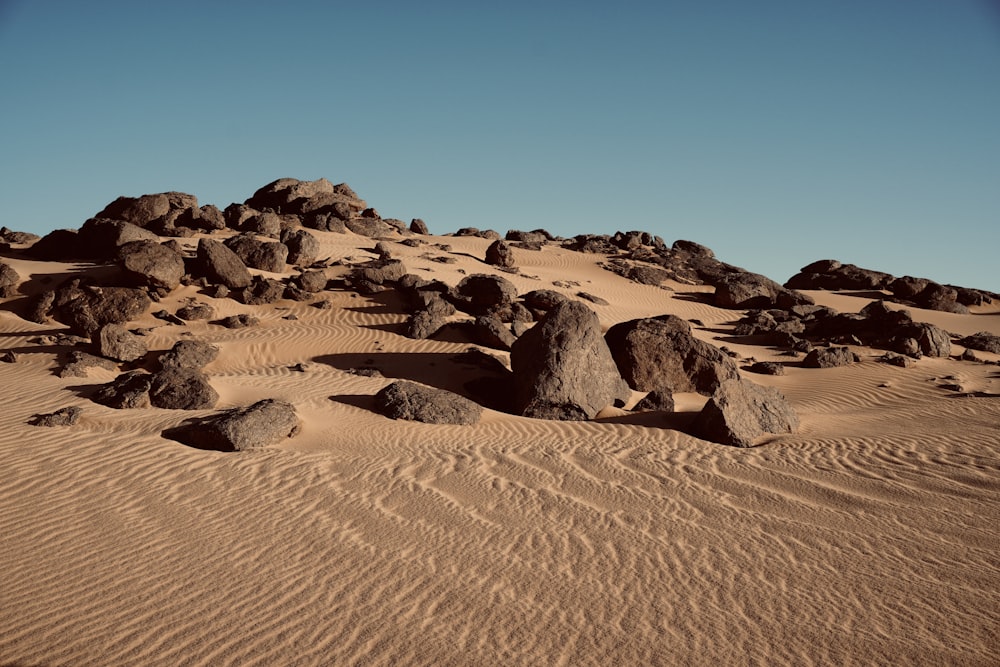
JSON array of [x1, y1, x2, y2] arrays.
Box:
[[959, 332, 1000, 354], [605, 315, 740, 395], [510, 301, 630, 420], [281, 229, 320, 266], [633, 389, 675, 412], [159, 340, 218, 371], [374, 381, 483, 425], [784, 260, 893, 291], [117, 240, 185, 290], [95, 324, 147, 362], [176, 303, 215, 321], [165, 399, 300, 451], [37, 282, 152, 337], [30, 406, 83, 427], [715, 272, 813, 310], [485, 240, 516, 269], [691, 379, 799, 447], [194, 238, 252, 289], [148, 368, 218, 410], [803, 347, 859, 368], [224, 234, 288, 273], [93, 370, 154, 409], [0, 262, 20, 297]]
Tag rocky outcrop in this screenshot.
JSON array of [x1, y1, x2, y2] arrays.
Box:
[[784, 260, 893, 291], [245, 178, 365, 217], [374, 381, 483, 425], [510, 301, 630, 420], [605, 315, 740, 395], [803, 347, 859, 368], [194, 238, 252, 289], [714, 272, 813, 310], [165, 399, 300, 451], [35, 282, 151, 337], [959, 332, 1000, 354], [158, 340, 218, 371], [224, 234, 288, 273], [691, 379, 799, 447]]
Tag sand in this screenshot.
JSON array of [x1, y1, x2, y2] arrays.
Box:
[[1, 230, 998, 666]]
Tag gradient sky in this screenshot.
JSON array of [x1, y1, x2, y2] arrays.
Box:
[[2, 0, 998, 291]]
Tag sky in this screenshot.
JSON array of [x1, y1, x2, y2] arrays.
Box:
[[1, 0, 998, 291]]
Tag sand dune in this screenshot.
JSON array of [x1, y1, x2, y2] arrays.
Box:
[[1, 226, 998, 666]]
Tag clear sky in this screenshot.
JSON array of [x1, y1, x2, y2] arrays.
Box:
[[2, 0, 998, 291]]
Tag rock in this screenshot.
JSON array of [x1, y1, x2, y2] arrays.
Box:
[[176, 303, 215, 321], [958, 332, 1000, 354], [345, 217, 396, 238], [506, 230, 549, 244], [900, 322, 951, 358], [1, 351, 16, 363], [802, 346, 859, 368], [915, 283, 968, 314], [217, 314, 259, 329], [58, 351, 118, 378], [149, 368, 218, 410], [77, 218, 161, 260], [117, 240, 185, 290], [29, 406, 83, 427], [93, 370, 154, 409], [715, 272, 814, 310], [691, 379, 799, 447], [605, 315, 741, 395], [454, 274, 518, 317], [374, 381, 483, 425], [633, 389, 675, 412], [224, 234, 288, 273], [405, 293, 455, 340], [353, 259, 406, 286], [784, 260, 893, 291], [627, 266, 671, 286], [747, 361, 785, 376], [194, 238, 252, 289], [282, 229, 319, 266], [520, 289, 568, 317], [166, 399, 300, 451], [0, 226, 40, 244], [410, 219, 429, 234], [242, 211, 282, 237], [159, 340, 218, 371], [245, 178, 364, 216], [510, 301, 630, 420], [47, 283, 152, 337], [879, 352, 914, 368], [238, 276, 286, 305], [472, 316, 517, 351], [95, 193, 174, 227], [889, 276, 929, 300], [576, 292, 609, 306], [672, 240, 714, 257], [297, 270, 328, 292], [0, 261, 20, 297], [485, 240, 517, 269], [95, 324, 147, 362], [26, 229, 83, 261]]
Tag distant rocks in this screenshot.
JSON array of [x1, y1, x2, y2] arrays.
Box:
[[375, 380, 483, 425], [692, 379, 799, 447], [605, 315, 740, 395], [510, 301, 630, 420]]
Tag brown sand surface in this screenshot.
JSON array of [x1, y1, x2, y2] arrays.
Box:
[[1, 231, 998, 666]]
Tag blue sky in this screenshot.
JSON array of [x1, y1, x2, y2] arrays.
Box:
[[2, 1, 998, 291]]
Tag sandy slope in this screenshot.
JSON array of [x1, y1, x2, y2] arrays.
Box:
[[1, 230, 998, 666]]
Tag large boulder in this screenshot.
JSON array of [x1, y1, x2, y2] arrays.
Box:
[[96, 193, 172, 227], [802, 346, 859, 368], [959, 332, 1000, 354], [224, 234, 288, 273], [691, 379, 799, 447], [453, 273, 519, 318], [485, 239, 516, 269], [165, 399, 300, 451], [45, 283, 152, 337], [605, 315, 740, 395], [510, 301, 630, 420], [0, 262, 19, 297], [93, 370, 154, 409], [79, 218, 161, 260], [914, 283, 968, 314], [148, 368, 218, 410], [281, 229, 320, 266], [194, 238, 252, 289], [159, 340, 218, 371], [714, 271, 813, 309], [95, 323, 147, 362], [784, 260, 893, 291], [374, 381, 483, 425], [245, 178, 364, 216], [117, 240, 185, 290]]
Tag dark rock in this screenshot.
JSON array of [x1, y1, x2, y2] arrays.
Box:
[[784, 260, 893, 291], [747, 361, 785, 376], [510, 301, 630, 420], [373, 241, 394, 260], [153, 309, 185, 325], [346, 217, 397, 238], [472, 316, 517, 351], [149, 368, 218, 410], [224, 234, 288, 273], [410, 218, 429, 234], [691, 379, 799, 447], [78, 218, 161, 260], [353, 259, 406, 286], [0, 261, 19, 297], [715, 272, 814, 310], [95, 324, 147, 362], [245, 178, 365, 216], [485, 240, 517, 269], [26, 229, 83, 261], [281, 229, 320, 266], [93, 370, 154, 409], [672, 240, 714, 257], [217, 314, 260, 329], [117, 240, 185, 290], [242, 211, 282, 238], [1, 226, 40, 244], [802, 346, 859, 368], [520, 289, 568, 317], [297, 270, 328, 292], [899, 322, 951, 358], [958, 332, 1000, 354], [58, 351, 118, 378], [454, 274, 518, 317], [194, 238, 252, 289], [577, 292, 609, 306], [30, 406, 83, 427], [960, 349, 980, 362], [605, 315, 741, 395], [405, 292, 455, 340], [238, 276, 285, 305], [176, 303, 215, 321], [633, 389, 674, 412], [1, 351, 16, 363], [374, 380, 483, 425], [165, 399, 300, 451], [95, 193, 174, 227], [915, 283, 968, 314], [627, 266, 671, 286], [889, 276, 929, 300], [506, 230, 549, 244], [159, 340, 218, 371], [878, 352, 914, 368], [46, 283, 152, 337]]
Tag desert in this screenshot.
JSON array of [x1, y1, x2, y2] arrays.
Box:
[[1, 178, 998, 666]]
